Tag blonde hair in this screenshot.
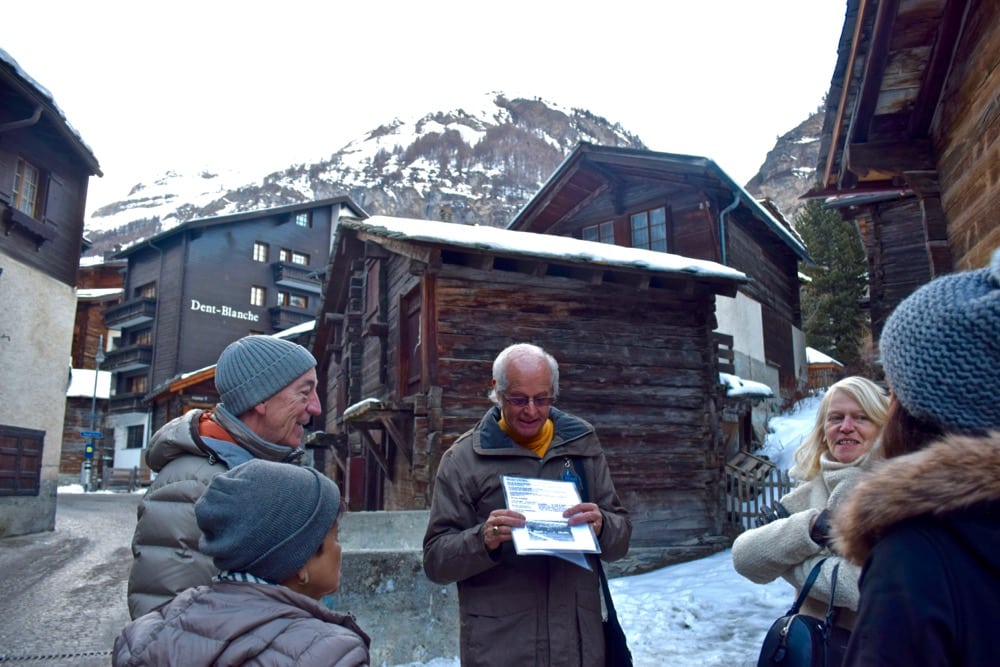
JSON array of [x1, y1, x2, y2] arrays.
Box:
[[791, 376, 890, 480]]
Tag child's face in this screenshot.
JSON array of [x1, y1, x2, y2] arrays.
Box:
[[299, 522, 342, 599]]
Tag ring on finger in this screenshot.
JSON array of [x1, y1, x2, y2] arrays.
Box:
[[492, 525, 499, 536]]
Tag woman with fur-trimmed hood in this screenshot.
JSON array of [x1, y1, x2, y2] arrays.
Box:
[[834, 249, 1000, 667], [731, 375, 890, 631]]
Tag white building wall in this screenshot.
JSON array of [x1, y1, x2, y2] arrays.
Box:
[[0, 257, 76, 535], [104, 412, 151, 470], [714, 292, 779, 391]]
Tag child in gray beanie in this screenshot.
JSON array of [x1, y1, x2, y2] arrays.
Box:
[[113, 460, 370, 667], [834, 248, 1000, 667]]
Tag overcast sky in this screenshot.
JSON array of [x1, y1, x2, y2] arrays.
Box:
[[3, 1, 846, 216]]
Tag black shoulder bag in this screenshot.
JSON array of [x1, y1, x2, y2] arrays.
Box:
[[756, 558, 851, 667], [570, 458, 634, 667]]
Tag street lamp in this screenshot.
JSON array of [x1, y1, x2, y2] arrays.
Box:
[[81, 335, 105, 492]]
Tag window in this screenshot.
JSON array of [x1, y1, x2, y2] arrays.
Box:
[[136, 282, 157, 299], [630, 207, 668, 252], [252, 242, 269, 262], [295, 212, 312, 228], [127, 375, 148, 394], [582, 221, 615, 244], [278, 291, 308, 309], [131, 329, 152, 346], [12, 158, 42, 219], [399, 287, 423, 396], [126, 425, 145, 449], [365, 259, 381, 320], [278, 248, 308, 264], [250, 286, 266, 307], [0, 425, 44, 496]]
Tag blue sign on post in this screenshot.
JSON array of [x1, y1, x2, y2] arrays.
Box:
[[84, 443, 95, 459], [81, 431, 103, 439]]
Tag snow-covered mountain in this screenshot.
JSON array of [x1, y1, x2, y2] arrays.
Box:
[[83, 92, 645, 256], [83, 91, 823, 258]]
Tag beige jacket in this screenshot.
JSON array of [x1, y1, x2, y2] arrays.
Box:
[[731, 451, 877, 629]]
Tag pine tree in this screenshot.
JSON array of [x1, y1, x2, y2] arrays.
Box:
[[796, 199, 870, 370]]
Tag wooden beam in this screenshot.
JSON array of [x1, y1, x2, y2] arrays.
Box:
[[379, 415, 412, 465], [846, 139, 934, 179], [356, 427, 393, 480]]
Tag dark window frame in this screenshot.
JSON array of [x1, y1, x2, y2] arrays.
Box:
[[125, 425, 145, 449]]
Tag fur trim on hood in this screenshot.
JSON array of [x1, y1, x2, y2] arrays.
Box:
[[832, 431, 1000, 564]]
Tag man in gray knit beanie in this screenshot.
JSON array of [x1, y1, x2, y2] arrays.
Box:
[[127, 334, 322, 619]]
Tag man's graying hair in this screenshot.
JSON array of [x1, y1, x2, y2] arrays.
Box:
[[488, 343, 560, 407]]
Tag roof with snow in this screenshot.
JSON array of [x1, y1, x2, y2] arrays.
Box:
[[806, 346, 843, 366], [342, 215, 748, 284], [66, 368, 111, 399]]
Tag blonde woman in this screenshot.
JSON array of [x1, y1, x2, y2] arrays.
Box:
[[731, 376, 889, 631]]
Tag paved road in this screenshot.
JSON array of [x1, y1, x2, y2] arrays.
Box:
[[0, 491, 140, 666]]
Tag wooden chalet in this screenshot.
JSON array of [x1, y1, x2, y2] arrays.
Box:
[[810, 0, 1000, 338], [0, 50, 101, 534], [313, 215, 752, 568], [507, 143, 812, 402]]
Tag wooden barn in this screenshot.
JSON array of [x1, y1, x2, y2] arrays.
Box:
[[507, 143, 812, 404], [810, 0, 1000, 338], [313, 215, 754, 570]]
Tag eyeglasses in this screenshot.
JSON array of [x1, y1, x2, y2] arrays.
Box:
[[502, 394, 554, 408]]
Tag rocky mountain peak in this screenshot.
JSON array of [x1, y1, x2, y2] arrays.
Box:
[[83, 92, 815, 257]]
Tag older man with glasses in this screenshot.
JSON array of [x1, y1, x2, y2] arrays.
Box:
[[423, 342, 631, 667]]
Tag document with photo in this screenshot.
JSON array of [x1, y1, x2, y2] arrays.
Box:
[[501, 475, 601, 558]]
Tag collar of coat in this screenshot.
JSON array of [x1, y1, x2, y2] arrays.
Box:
[[833, 431, 1000, 564], [474, 406, 595, 455]]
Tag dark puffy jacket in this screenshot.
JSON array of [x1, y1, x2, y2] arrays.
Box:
[[127, 409, 296, 618], [834, 432, 1000, 667]]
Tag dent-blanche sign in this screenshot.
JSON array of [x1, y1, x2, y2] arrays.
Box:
[[190, 299, 260, 322]]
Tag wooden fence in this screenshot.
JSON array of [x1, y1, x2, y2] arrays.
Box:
[[724, 451, 795, 532]]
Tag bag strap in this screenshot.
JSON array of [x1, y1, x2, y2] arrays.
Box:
[[597, 558, 622, 625], [787, 558, 827, 615], [824, 562, 841, 628], [569, 457, 620, 623]]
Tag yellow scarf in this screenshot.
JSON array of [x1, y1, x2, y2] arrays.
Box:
[[499, 417, 555, 458]]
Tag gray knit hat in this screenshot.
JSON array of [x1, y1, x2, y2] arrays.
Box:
[[880, 248, 1000, 434], [195, 459, 342, 583], [215, 335, 316, 415]]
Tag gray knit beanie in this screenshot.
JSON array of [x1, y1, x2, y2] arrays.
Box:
[[195, 459, 341, 583], [215, 335, 316, 416], [880, 248, 1000, 434]]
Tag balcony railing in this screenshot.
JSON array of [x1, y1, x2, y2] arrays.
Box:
[[269, 306, 314, 331], [109, 392, 149, 414], [103, 344, 153, 373], [103, 297, 156, 329], [272, 262, 323, 294]]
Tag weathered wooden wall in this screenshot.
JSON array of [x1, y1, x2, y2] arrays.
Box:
[[860, 198, 932, 337], [331, 245, 731, 550], [935, 0, 1000, 270]]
